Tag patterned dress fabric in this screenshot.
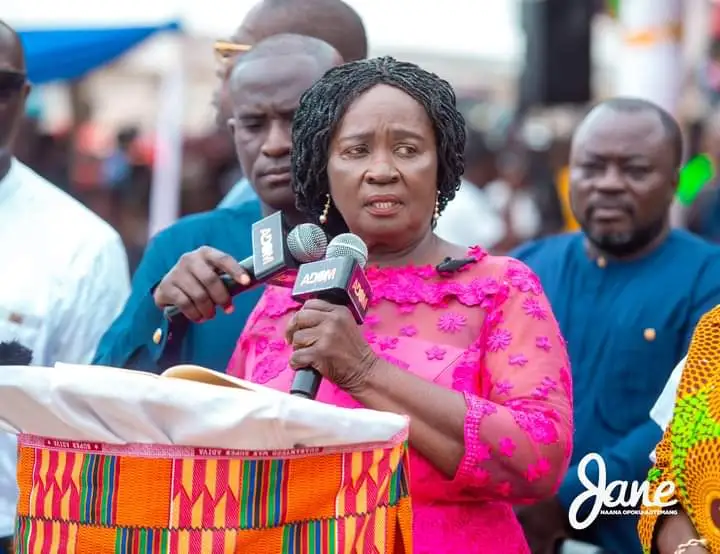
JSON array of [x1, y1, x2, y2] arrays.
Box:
[[638, 305, 720, 553], [228, 247, 575, 553]]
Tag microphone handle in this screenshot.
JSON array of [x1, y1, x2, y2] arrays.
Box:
[[290, 367, 322, 399], [163, 255, 256, 322], [290, 290, 356, 399]]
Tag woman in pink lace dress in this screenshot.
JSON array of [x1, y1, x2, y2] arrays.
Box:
[[228, 57, 573, 553]]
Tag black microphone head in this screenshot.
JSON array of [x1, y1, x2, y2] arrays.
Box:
[[0, 341, 33, 365], [326, 233, 368, 268], [286, 223, 328, 263]]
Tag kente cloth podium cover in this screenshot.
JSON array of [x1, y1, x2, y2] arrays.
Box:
[[0, 364, 412, 553]]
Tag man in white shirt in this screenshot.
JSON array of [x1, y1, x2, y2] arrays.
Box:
[[435, 178, 505, 248], [0, 22, 130, 549], [649, 356, 685, 463]]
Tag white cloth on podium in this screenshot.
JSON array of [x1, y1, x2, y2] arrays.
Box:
[[0, 363, 407, 449]]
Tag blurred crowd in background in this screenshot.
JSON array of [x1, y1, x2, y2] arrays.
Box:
[[7, 0, 720, 270]]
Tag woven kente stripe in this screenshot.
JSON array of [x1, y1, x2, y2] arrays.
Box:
[[27, 449, 118, 525], [15, 506, 411, 553], [81, 452, 119, 525], [116, 527, 169, 553], [388, 452, 409, 506], [16, 439, 413, 553], [242, 458, 287, 529], [170, 457, 289, 530], [281, 518, 337, 553], [337, 441, 404, 521], [15, 518, 78, 553]]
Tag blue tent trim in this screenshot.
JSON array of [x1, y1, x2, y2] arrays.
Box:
[[18, 21, 181, 84]]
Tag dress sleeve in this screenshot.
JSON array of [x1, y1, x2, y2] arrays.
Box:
[[453, 258, 573, 504]]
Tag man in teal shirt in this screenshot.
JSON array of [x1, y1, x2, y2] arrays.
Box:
[[218, 177, 255, 208], [93, 29, 358, 372]]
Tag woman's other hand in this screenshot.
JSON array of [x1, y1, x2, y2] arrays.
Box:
[[285, 299, 378, 393], [655, 510, 706, 554]]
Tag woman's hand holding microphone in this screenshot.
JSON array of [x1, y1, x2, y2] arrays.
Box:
[[284, 299, 379, 395]]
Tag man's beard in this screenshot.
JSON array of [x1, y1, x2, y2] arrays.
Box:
[[583, 217, 667, 257]]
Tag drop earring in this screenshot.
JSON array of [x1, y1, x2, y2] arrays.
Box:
[[433, 195, 440, 222], [319, 194, 331, 225]]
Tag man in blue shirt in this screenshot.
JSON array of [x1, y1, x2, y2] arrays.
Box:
[[513, 98, 720, 553], [93, 35, 344, 373], [218, 177, 255, 208]]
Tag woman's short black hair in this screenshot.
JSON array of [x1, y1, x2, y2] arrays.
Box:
[[291, 56, 467, 236]]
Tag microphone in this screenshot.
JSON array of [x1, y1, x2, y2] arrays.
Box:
[[163, 212, 328, 322], [289, 233, 372, 399], [0, 341, 33, 365]]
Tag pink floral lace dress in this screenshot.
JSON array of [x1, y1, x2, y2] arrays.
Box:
[[228, 247, 573, 553]]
